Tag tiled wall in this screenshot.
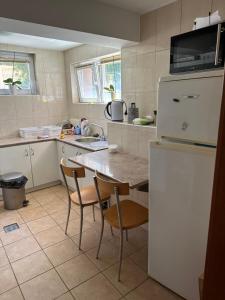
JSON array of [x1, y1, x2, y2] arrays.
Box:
[[122, 0, 225, 117], [64, 45, 118, 135], [108, 122, 157, 158], [0, 44, 68, 138]]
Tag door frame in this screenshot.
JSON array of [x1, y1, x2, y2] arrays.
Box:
[[203, 69, 225, 299]]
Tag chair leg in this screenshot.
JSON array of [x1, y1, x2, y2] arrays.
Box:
[[78, 206, 83, 250], [118, 229, 124, 282], [125, 229, 128, 241], [110, 225, 114, 236], [65, 198, 71, 235], [96, 218, 104, 259], [92, 205, 95, 222]]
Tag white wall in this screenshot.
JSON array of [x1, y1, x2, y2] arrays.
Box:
[[122, 0, 225, 118], [64, 44, 118, 134], [0, 44, 68, 138], [0, 0, 140, 43]]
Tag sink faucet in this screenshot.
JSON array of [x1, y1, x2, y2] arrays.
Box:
[[89, 123, 106, 141]]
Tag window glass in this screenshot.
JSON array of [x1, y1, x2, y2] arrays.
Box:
[[75, 55, 121, 103], [76, 65, 98, 102], [101, 60, 121, 102], [0, 50, 36, 95]]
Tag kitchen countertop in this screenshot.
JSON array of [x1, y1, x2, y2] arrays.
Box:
[[0, 135, 108, 152], [69, 149, 148, 189]]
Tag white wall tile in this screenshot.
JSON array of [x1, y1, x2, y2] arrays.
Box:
[[0, 44, 68, 138]]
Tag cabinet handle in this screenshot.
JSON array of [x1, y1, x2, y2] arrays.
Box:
[[62, 145, 65, 154], [24, 149, 29, 157], [30, 148, 34, 156]]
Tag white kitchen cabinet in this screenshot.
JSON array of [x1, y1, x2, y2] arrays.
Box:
[[30, 141, 58, 187], [0, 144, 33, 189], [57, 142, 94, 190]]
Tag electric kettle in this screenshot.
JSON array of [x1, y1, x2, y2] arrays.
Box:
[[104, 100, 127, 122]]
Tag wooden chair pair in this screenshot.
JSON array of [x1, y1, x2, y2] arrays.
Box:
[[60, 158, 148, 281]]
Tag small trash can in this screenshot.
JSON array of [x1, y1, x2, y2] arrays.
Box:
[[0, 172, 28, 210]]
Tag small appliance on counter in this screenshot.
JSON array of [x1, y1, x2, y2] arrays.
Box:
[[104, 100, 127, 122], [128, 103, 139, 124]]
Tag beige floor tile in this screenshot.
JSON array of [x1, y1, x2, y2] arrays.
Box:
[[129, 247, 148, 272], [127, 228, 148, 250], [0, 265, 17, 294], [0, 212, 24, 230], [56, 254, 99, 289], [125, 278, 182, 300], [48, 184, 65, 193], [56, 292, 74, 300], [55, 189, 68, 199], [0, 224, 31, 246], [44, 239, 81, 266], [51, 209, 79, 225], [27, 215, 57, 234], [34, 193, 62, 206], [20, 269, 67, 300], [18, 206, 47, 222], [0, 287, 23, 300], [72, 227, 107, 252], [86, 239, 136, 271], [31, 188, 53, 198], [17, 198, 40, 212], [34, 226, 68, 248], [12, 250, 53, 284], [71, 273, 121, 300], [42, 201, 68, 215], [5, 236, 40, 262], [59, 218, 92, 238], [0, 247, 9, 267], [103, 258, 147, 295]]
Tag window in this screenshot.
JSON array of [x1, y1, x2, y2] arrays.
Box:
[[75, 55, 121, 103], [0, 50, 37, 95]]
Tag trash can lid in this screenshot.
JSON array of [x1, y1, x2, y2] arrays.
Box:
[[0, 172, 23, 182]]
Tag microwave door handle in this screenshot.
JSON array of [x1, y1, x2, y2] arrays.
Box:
[[215, 23, 222, 66]]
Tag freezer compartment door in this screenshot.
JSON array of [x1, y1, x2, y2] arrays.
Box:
[[157, 76, 223, 145], [148, 142, 216, 300]]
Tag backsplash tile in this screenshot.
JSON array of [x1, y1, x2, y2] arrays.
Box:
[[0, 44, 68, 138]]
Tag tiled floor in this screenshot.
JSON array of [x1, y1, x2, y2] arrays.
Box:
[[0, 185, 182, 300]]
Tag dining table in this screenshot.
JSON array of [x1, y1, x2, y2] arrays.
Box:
[[69, 149, 148, 189]]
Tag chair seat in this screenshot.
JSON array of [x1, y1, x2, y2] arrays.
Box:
[[104, 199, 148, 229], [70, 185, 110, 206]]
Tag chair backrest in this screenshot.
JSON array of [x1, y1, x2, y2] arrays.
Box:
[[60, 158, 85, 205], [94, 171, 129, 230]]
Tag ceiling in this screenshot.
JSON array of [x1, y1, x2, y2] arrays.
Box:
[[0, 31, 81, 50], [96, 0, 176, 14]]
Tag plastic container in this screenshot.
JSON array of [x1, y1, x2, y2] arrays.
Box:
[[19, 127, 44, 139], [42, 126, 62, 137]]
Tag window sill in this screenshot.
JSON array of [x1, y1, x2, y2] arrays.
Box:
[[74, 102, 107, 105]]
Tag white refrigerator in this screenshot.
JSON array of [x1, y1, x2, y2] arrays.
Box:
[[148, 71, 224, 300]]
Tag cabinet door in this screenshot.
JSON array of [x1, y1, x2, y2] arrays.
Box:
[[0, 145, 33, 189], [57, 142, 66, 182], [76, 148, 94, 188], [30, 141, 58, 187], [64, 144, 80, 190]]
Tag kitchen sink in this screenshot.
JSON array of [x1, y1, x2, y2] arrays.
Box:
[[76, 137, 101, 143]]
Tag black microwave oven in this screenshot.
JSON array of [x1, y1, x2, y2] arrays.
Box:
[[170, 22, 225, 74]]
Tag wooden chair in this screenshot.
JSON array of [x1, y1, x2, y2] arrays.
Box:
[[60, 159, 110, 250], [94, 171, 148, 281]]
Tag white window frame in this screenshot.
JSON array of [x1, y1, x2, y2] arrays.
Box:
[[0, 50, 37, 95], [75, 54, 121, 104]]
